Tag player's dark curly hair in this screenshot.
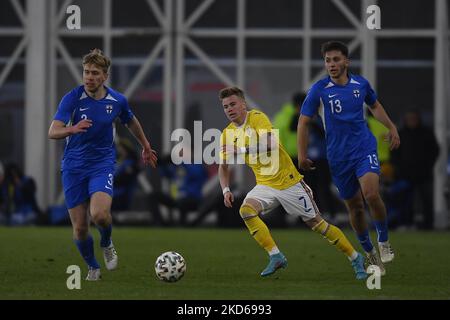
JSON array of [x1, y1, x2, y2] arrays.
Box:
[[82, 48, 111, 73], [321, 41, 349, 58], [219, 86, 246, 101]]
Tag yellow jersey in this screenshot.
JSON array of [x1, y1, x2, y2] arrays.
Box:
[[220, 109, 302, 190]]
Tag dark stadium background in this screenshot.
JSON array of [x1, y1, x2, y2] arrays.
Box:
[[0, 0, 449, 301]]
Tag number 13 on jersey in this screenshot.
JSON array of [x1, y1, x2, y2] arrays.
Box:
[[329, 99, 342, 114]]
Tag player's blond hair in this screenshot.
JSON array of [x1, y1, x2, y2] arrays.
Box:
[[82, 48, 111, 74], [219, 86, 246, 101]]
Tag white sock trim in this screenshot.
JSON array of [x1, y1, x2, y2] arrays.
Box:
[[349, 251, 359, 261], [269, 247, 280, 255]]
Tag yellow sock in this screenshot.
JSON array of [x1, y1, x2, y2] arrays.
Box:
[[312, 220, 356, 258], [240, 205, 277, 253]]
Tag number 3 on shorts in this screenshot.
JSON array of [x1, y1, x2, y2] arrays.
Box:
[[107, 173, 113, 189], [367, 153, 379, 168]]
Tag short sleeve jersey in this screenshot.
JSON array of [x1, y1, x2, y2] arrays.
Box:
[[220, 110, 302, 190], [300, 74, 378, 161], [53, 86, 134, 170]]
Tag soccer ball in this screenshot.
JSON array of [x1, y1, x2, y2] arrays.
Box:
[[155, 251, 186, 282]]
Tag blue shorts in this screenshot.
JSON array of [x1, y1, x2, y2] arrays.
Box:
[[62, 166, 114, 209], [328, 151, 380, 200]]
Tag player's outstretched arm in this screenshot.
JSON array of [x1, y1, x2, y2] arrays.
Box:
[[368, 100, 400, 150], [219, 163, 234, 208], [48, 119, 92, 139], [125, 116, 158, 168], [297, 115, 315, 171]]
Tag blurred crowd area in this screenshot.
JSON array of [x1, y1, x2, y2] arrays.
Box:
[[1, 98, 448, 230]]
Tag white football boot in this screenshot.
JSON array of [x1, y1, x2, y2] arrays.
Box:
[[366, 249, 386, 276], [86, 267, 101, 281], [102, 241, 118, 271], [378, 241, 395, 264]]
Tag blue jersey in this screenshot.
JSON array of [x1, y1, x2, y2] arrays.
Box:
[[53, 85, 134, 171], [300, 74, 378, 161]]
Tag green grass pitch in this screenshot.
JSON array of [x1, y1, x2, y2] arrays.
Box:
[[0, 227, 449, 299]]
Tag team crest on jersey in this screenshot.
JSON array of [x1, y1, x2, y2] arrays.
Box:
[[106, 105, 113, 114], [353, 89, 360, 98]]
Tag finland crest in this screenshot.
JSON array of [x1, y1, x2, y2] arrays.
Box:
[[106, 104, 113, 114], [353, 89, 360, 98]]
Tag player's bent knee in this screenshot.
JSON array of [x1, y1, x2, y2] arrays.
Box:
[[91, 210, 110, 226], [239, 203, 259, 220], [95, 217, 108, 226], [73, 226, 89, 239], [348, 204, 365, 216], [363, 191, 380, 204], [305, 215, 322, 229]]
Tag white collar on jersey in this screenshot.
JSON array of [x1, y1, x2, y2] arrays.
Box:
[[234, 111, 249, 129], [79, 86, 118, 101], [326, 74, 361, 87], [105, 93, 118, 101]]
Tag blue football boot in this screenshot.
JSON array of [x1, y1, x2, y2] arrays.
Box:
[[352, 252, 368, 280], [260, 252, 288, 277]]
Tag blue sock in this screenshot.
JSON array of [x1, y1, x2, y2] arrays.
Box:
[[356, 229, 374, 253], [98, 224, 112, 248], [373, 220, 389, 243], [74, 235, 100, 269]]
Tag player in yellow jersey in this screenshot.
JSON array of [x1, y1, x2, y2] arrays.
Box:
[[218, 86, 367, 279]]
